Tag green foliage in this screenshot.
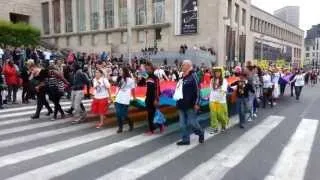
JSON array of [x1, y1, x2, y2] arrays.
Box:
[[0, 20, 40, 47]]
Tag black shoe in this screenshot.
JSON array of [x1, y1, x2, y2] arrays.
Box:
[[0, 106, 3, 109], [240, 124, 245, 129], [31, 115, 40, 119], [176, 141, 190, 146], [61, 114, 66, 119], [117, 129, 123, 134], [65, 109, 73, 115], [221, 127, 227, 133], [128, 119, 134, 132], [199, 133, 205, 144]]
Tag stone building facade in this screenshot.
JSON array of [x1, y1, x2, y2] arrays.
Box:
[[0, 0, 42, 29], [0, 0, 304, 66]]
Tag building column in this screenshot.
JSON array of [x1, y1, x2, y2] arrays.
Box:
[[113, 0, 119, 28], [72, 0, 77, 32], [60, 0, 66, 33], [49, 0, 54, 35], [146, 0, 153, 24], [99, 0, 105, 30], [85, 0, 91, 31]]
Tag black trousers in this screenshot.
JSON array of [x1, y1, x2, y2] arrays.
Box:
[[146, 104, 156, 132], [262, 88, 273, 108], [35, 91, 53, 117], [49, 92, 64, 118], [290, 84, 295, 96], [295, 86, 303, 100], [280, 83, 286, 96], [0, 89, 2, 107], [22, 83, 30, 103], [7, 85, 18, 103]]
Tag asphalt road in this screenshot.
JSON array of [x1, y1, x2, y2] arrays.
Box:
[[0, 84, 319, 180]]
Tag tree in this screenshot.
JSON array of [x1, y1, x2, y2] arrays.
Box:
[[0, 20, 40, 48]]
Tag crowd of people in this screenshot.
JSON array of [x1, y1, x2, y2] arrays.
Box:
[[0, 46, 318, 146]]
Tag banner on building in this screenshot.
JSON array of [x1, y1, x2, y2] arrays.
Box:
[[181, 0, 198, 34]]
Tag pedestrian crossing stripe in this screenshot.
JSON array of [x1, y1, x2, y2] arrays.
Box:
[[0, 122, 145, 169], [264, 119, 318, 180], [0, 113, 319, 180], [0, 103, 91, 119], [182, 115, 285, 180], [0, 99, 92, 113], [0, 123, 93, 148]]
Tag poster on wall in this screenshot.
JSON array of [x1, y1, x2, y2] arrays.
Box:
[[181, 0, 198, 34]]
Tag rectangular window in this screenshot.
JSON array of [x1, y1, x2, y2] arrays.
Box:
[[90, 0, 100, 30], [155, 28, 162, 40], [41, 2, 50, 34], [235, 4, 239, 23], [65, 0, 73, 32], [306, 47, 310, 51], [135, 0, 146, 25], [138, 30, 145, 42], [104, 0, 114, 28], [76, 0, 86, 31], [306, 53, 310, 57], [119, 0, 128, 26], [242, 8, 246, 26], [153, 0, 165, 24], [121, 32, 127, 43], [53, 0, 61, 33], [250, 16, 253, 30]]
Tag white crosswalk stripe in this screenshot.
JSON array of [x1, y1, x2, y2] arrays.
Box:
[[0, 123, 93, 148], [182, 115, 285, 180], [0, 102, 319, 180], [0, 103, 91, 119], [264, 119, 318, 180], [0, 99, 92, 113]]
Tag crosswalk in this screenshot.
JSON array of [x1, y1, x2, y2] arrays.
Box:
[[0, 102, 319, 180]]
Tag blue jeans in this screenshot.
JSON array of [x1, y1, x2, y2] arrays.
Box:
[[115, 102, 129, 129], [237, 97, 248, 126], [178, 109, 204, 142]]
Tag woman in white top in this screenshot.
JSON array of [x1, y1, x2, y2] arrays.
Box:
[[91, 69, 112, 129], [262, 70, 274, 108], [115, 67, 136, 133], [290, 70, 305, 100], [208, 67, 229, 134]]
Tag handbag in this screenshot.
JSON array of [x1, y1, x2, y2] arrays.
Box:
[[153, 109, 166, 125]]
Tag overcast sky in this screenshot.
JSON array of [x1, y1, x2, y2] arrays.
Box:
[[251, 0, 320, 31]]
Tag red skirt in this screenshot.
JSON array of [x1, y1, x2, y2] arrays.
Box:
[[91, 98, 108, 115]]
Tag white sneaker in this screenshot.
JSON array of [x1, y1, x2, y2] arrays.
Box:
[[253, 113, 258, 118], [247, 117, 253, 122]]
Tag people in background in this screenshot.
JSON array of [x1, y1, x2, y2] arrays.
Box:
[[115, 67, 136, 133], [3, 59, 20, 104], [208, 67, 229, 134], [290, 69, 305, 100], [175, 60, 204, 146], [91, 69, 111, 128], [145, 62, 163, 135]]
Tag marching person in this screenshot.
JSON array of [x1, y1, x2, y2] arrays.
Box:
[[290, 69, 305, 100], [236, 73, 255, 129], [46, 64, 70, 120], [115, 67, 136, 133], [27, 61, 53, 119], [3, 59, 20, 104], [68, 63, 90, 124], [262, 70, 274, 108], [175, 60, 204, 145], [144, 61, 163, 134], [208, 67, 229, 134], [91, 69, 112, 128]]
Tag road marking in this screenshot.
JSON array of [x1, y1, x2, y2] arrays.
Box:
[[0, 123, 145, 169], [98, 116, 239, 180], [0, 103, 91, 119], [0, 123, 93, 148], [6, 119, 192, 180], [264, 119, 318, 180], [182, 115, 285, 180], [0, 118, 31, 127], [0, 99, 92, 113], [0, 119, 69, 137]]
